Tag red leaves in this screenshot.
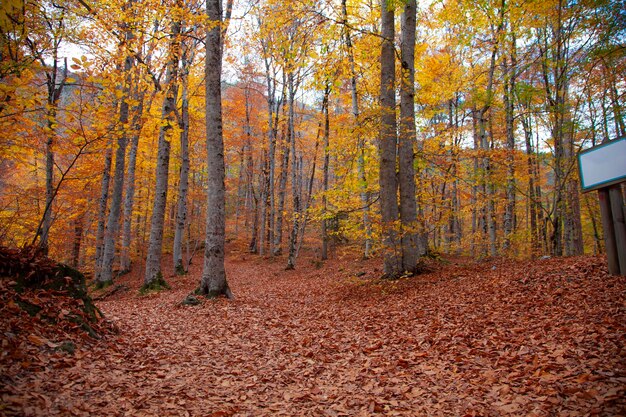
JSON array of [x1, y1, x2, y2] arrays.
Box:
[[2, 253, 625, 415]]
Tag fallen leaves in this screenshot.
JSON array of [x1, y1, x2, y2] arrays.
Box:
[[1, 252, 625, 416]]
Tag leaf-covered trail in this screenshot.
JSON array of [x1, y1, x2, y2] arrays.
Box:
[[4, 251, 626, 416]]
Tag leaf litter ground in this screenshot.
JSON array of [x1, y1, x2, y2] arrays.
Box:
[[2, 246, 625, 416]]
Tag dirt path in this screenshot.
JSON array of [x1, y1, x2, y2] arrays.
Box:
[[3, 251, 625, 416]]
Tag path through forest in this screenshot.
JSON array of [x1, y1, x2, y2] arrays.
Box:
[[2, 248, 625, 416]]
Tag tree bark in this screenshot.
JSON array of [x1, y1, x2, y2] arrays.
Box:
[[341, 0, 372, 259], [286, 72, 300, 270], [398, 0, 420, 272], [99, 53, 134, 285], [200, 0, 232, 298], [173, 42, 195, 274], [94, 146, 113, 279], [321, 84, 331, 261], [273, 78, 289, 256], [502, 37, 517, 253], [119, 89, 145, 274], [379, 0, 401, 277], [144, 18, 181, 286], [38, 56, 68, 254]]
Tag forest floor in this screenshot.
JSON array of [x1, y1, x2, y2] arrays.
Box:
[[1, 244, 625, 416]]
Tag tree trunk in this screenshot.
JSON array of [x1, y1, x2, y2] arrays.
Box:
[[71, 214, 84, 268], [99, 53, 134, 285], [144, 19, 181, 286], [521, 110, 540, 257], [502, 38, 517, 253], [260, 47, 279, 256], [95, 146, 113, 278], [286, 72, 300, 270], [38, 57, 68, 254], [273, 79, 289, 256], [476, 4, 504, 258], [119, 89, 146, 274], [398, 0, 419, 272], [379, 0, 401, 277], [321, 88, 331, 260], [341, 0, 372, 259], [173, 44, 195, 275], [200, 0, 232, 298]]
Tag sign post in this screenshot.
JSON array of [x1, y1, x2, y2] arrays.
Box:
[[578, 136, 626, 276]]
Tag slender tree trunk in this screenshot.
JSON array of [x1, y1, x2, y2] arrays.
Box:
[[379, 0, 401, 277], [502, 38, 517, 253], [173, 44, 195, 274], [119, 89, 145, 274], [71, 214, 84, 268], [200, 0, 232, 298], [286, 72, 300, 270], [476, 4, 504, 258], [341, 0, 372, 258], [321, 86, 331, 261], [521, 110, 539, 257], [95, 146, 113, 278], [470, 109, 479, 257], [273, 79, 289, 256], [399, 0, 419, 272], [259, 48, 279, 256], [41, 111, 55, 254], [38, 57, 68, 254], [99, 53, 134, 285], [144, 19, 181, 286]]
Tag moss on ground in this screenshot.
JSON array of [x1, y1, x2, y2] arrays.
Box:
[[139, 272, 170, 295]]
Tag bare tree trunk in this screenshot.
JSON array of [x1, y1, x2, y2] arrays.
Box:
[[286, 72, 300, 270], [379, 0, 401, 277], [321, 87, 331, 260], [274, 79, 289, 256], [341, 0, 372, 258], [144, 18, 181, 286], [398, 0, 419, 272], [259, 45, 280, 256], [41, 114, 54, 254], [119, 89, 146, 274], [200, 0, 232, 298], [502, 37, 517, 253], [470, 109, 479, 257], [521, 109, 540, 257], [71, 214, 84, 268], [95, 146, 113, 278], [173, 43, 195, 275], [99, 52, 134, 286], [476, 4, 504, 258], [38, 57, 68, 254]]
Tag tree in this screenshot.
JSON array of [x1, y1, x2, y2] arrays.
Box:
[[97, 1, 137, 286], [143, 6, 182, 288], [378, 0, 401, 277], [398, 0, 420, 272], [199, 0, 232, 298]]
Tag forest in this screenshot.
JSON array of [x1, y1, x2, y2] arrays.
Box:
[[1, 0, 625, 415]]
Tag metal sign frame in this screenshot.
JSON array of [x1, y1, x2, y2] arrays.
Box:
[[578, 136, 626, 193]]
